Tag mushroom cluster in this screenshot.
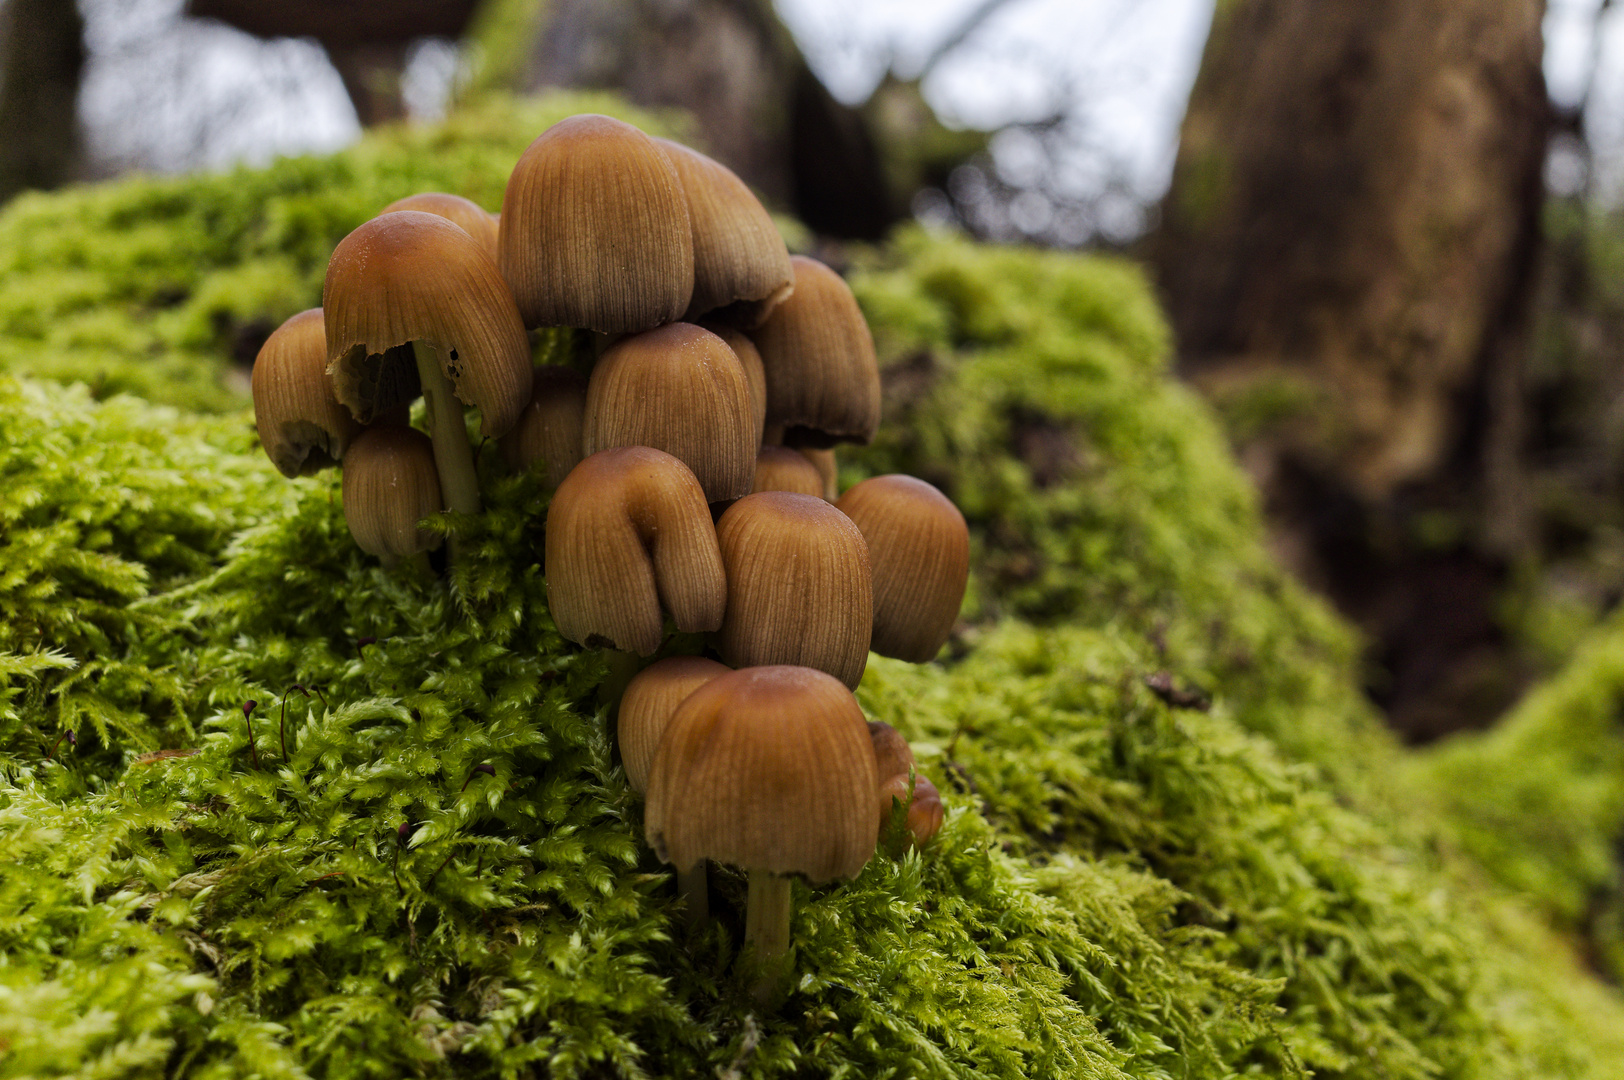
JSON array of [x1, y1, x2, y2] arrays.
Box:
[[246, 112, 972, 1003]]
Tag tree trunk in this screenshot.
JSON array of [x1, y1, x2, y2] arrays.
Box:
[[0, 0, 85, 202], [1153, 0, 1550, 741]]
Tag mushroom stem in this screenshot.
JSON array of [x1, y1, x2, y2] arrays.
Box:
[[677, 861, 709, 930], [744, 870, 793, 1005], [413, 342, 482, 516]]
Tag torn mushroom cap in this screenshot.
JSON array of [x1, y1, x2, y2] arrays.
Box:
[[324, 210, 532, 437], [499, 365, 587, 487], [654, 138, 793, 328], [252, 308, 360, 478], [618, 655, 731, 794], [500, 114, 693, 333], [716, 492, 871, 688], [546, 446, 727, 656], [700, 321, 767, 444], [583, 322, 757, 503], [341, 423, 444, 561], [381, 192, 500, 261], [752, 446, 825, 498], [644, 665, 878, 881], [836, 475, 969, 663], [751, 256, 881, 448]]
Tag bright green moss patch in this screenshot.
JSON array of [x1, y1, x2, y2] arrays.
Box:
[[1, 99, 1623, 1077]]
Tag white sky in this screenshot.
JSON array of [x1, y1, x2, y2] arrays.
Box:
[[68, 0, 1624, 207]]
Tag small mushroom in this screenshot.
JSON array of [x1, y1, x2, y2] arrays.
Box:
[[341, 423, 443, 568], [751, 256, 880, 448], [251, 308, 359, 477], [499, 114, 694, 333], [546, 447, 727, 656], [869, 720, 944, 847], [499, 365, 588, 487], [582, 323, 757, 503], [325, 210, 532, 518], [380, 192, 500, 260], [836, 475, 969, 663], [715, 492, 871, 688], [644, 665, 878, 1003], [751, 446, 825, 497], [654, 138, 794, 327]]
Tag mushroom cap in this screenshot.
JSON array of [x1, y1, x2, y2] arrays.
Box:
[[802, 447, 839, 501], [644, 665, 879, 881], [836, 475, 969, 663], [499, 365, 588, 487], [341, 423, 444, 560], [324, 210, 533, 438], [654, 138, 794, 327], [715, 492, 872, 688], [582, 322, 757, 503], [381, 192, 500, 261], [618, 655, 732, 794], [499, 114, 694, 333], [751, 446, 826, 498], [545, 446, 727, 655], [701, 321, 767, 444], [751, 256, 880, 447], [906, 775, 945, 846], [251, 308, 360, 478]]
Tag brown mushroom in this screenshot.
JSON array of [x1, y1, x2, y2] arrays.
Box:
[[654, 137, 793, 327], [324, 210, 532, 518], [701, 321, 767, 445], [341, 423, 443, 569], [545, 447, 727, 656], [381, 192, 500, 260], [251, 308, 360, 477], [751, 446, 826, 497], [499, 365, 587, 487], [499, 114, 693, 333], [582, 323, 757, 503], [715, 492, 872, 688], [869, 720, 944, 847], [836, 475, 969, 663], [751, 256, 880, 448], [644, 665, 878, 1003]]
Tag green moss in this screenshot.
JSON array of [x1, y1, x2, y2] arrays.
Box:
[[0, 98, 1622, 1077]]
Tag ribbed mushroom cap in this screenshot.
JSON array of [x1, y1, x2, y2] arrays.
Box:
[[582, 322, 756, 502], [499, 365, 587, 487], [252, 308, 360, 478], [751, 256, 880, 448], [618, 655, 731, 794], [752, 446, 825, 497], [499, 114, 694, 333], [341, 423, 444, 560], [324, 210, 532, 437], [654, 138, 793, 328], [644, 665, 879, 881], [381, 192, 500, 260], [836, 475, 969, 663], [702, 322, 767, 444], [546, 446, 727, 655], [716, 492, 871, 688]]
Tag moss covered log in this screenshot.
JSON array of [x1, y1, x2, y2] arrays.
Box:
[[1, 94, 1622, 1077]]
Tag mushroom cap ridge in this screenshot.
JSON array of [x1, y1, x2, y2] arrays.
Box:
[[252, 307, 360, 478]]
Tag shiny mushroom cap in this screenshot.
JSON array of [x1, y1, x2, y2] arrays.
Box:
[[499, 114, 694, 333], [644, 665, 879, 882], [324, 210, 532, 437], [545, 446, 727, 656], [654, 138, 793, 327], [618, 655, 732, 794], [251, 308, 360, 477], [341, 424, 444, 561], [381, 192, 500, 260], [751, 256, 880, 448], [715, 492, 872, 688]]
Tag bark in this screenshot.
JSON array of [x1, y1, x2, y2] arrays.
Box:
[[1153, 0, 1550, 741], [0, 0, 85, 202]]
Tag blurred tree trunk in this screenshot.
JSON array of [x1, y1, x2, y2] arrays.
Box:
[[0, 0, 85, 202], [1153, 0, 1550, 741]]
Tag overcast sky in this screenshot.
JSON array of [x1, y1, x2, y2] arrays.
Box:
[[70, 0, 1624, 209]]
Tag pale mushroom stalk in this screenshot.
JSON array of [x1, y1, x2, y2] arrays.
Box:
[[744, 871, 793, 1004], [412, 341, 482, 515]]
